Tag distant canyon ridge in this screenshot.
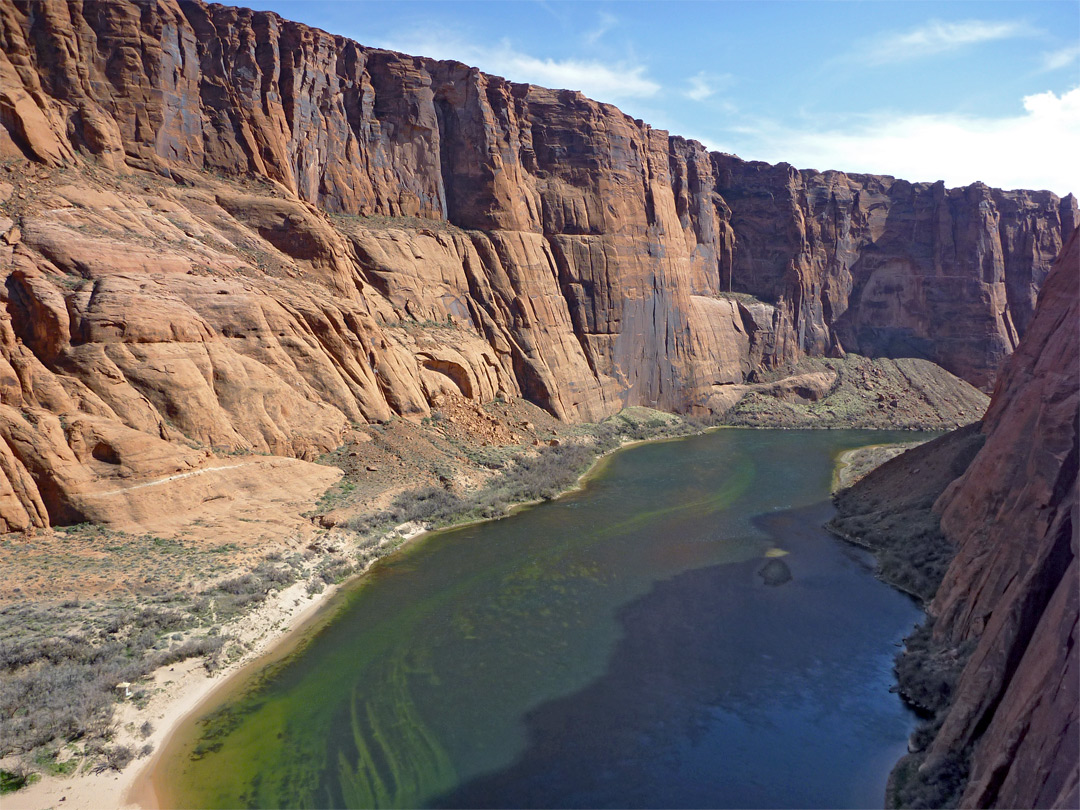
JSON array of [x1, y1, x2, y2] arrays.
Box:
[[0, 0, 1074, 533]]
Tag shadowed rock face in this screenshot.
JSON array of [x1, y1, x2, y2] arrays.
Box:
[[713, 158, 1077, 388], [1, 0, 1074, 386], [0, 3, 1077, 805], [0, 0, 1071, 537], [833, 229, 1078, 808], [925, 227, 1079, 809]]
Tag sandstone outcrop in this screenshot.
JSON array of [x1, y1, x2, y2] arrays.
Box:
[[924, 226, 1078, 809], [0, 2, 1076, 805], [832, 229, 1079, 808], [0, 0, 1070, 537]]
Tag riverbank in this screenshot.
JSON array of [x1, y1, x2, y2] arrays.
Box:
[[3, 572, 349, 810], [144, 428, 928, 810], [827, 425, 991, 808], [1, 399, 951, 809], [831, 440, 927, 492], [139, 427, 696, 809], [0, 407, 711, 809]]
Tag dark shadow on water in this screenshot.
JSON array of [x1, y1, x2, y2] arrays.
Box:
[[432, 501, 921, 809]]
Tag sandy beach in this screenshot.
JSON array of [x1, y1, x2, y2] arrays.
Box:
[[3, 516, 436, 810], [2, 427, 698, 810], [4, 573, 345, 810]]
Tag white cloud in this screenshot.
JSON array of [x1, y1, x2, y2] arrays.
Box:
[[854, 19, 1036, 65], [1041, 43, 1080, 72], [728, 87, 1080, 197], [686, 73, 712, 102], [682, 72, 735, 102], [377, 31, 659, 102], [584, 12, 618, 45], [488, 47, 660, 100]]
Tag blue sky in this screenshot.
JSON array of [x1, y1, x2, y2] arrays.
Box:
[[226, 1, 1079, 196]]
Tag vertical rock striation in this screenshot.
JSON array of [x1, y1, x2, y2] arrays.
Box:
[[925, 227, 1078, 808], [0, 0, 1073, 541], [0, 2, 1077, 804], [1, 0, 1073, 392], [713, 157, 1076, 388], [832, 229, 1078, 808]]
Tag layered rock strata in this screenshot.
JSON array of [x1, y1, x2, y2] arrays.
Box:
[[1, 0, 1074, 385], [0, 0, 1072, 535]]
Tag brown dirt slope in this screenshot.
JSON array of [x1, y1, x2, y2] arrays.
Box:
[[830, 424, 986, 601], [724, 354, 989, 431]]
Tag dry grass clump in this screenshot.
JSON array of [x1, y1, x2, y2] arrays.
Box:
[[0, 549, 303, 776], [343, 409, 714, 538]]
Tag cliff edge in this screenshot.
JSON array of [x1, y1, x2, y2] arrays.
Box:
[[834, 228, 1078, 808], [0, 0, 1070, 533]]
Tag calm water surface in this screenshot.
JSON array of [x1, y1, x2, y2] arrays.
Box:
[[157, 429, 924, 809]]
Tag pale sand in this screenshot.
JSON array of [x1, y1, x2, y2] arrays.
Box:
[[2, 517, 437, 810], [3, 434, 652, 810], [4, 572, 349, 810]]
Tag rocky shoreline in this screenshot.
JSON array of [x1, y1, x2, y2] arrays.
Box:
[[1, 401, 963, 809], [826, 229, 1079, 810]]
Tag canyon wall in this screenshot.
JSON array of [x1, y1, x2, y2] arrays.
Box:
[[832, 228, 1078, 807], [924, 226, 1078, 809], [2, 0, 1075, 383], [0, 0, 1074, 533]]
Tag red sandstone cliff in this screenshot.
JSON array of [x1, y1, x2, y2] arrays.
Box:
[[0, 0, 1073, 535], [1, 0, 1073, 384], [923, 227, 1079, 808], [0, 3, 1077, 805]]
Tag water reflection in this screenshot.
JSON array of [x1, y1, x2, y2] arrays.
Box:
[[158, 430, 923, 809], [436, 503, 920, 809]]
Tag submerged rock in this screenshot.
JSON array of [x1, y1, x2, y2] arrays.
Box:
[[758, 558, 793, 586]]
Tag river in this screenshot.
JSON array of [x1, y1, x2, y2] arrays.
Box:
[[155, 429, 925, 809]]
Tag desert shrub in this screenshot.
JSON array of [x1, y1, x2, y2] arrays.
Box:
[[890, 749, 971, 809], [216, 575, 258, 596], [0, 658, 141, 754], [0, 765, 37, 794], [252, 562, 296, 588], [150, 636, 225, 669], [390, 486, 463, 525], [894, 622, 976, 717], [133, 607, 185, 633], [105, 744, 135, 771], [0, 606, 230, 757], [317, 557, 355, 585]]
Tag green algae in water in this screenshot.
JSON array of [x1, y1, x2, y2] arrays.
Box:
[[158, 429, 925, 809]]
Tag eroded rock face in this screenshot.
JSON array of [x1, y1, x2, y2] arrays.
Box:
[[1, 0, 1072, 385], [713, 158, 1077, 388], [829, 230, 1078, 807], [0, 0, 1070, 536], [924, 227, 1079, 809]]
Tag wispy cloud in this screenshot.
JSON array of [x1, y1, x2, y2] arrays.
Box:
[[584, 12, 618, 45], [683, 71, 734, 102], [724, 87, 1080, 197], [377, 30, 659, 102], [853, 19, 1037, 65], [490, 48, 660, 99], [1040, 43, 1080, 72]]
